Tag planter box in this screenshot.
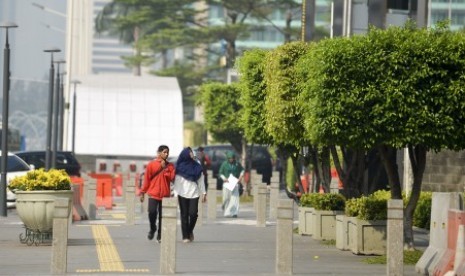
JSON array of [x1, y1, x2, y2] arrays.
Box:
[[336, 215, 350, 250], [298, 207, 314, 235], [16, 190, 73, 233], [312, 210, 344, 241], [347, 217, 387, 255]]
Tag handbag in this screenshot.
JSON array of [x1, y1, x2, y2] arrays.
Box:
[[238, 183, 244, 196]]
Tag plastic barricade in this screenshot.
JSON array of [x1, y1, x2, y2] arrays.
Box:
[[113, 173, 123, 196], [433, 209, 465, 276], [88, 173, 113, 209]]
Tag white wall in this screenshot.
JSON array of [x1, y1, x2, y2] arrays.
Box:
[[68, 75, 183, 158]]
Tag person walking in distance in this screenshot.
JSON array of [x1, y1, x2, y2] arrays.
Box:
[[219, 151, 244, 218], [196, 147, 211, 190], [173, 147, 206, 243], [140, 145, 175, 242]]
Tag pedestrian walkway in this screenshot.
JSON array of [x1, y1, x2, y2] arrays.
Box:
[[0, 193, 428, 275]]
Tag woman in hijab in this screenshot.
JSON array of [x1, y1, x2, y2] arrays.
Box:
[[219, 151, 244, 218], [174, 147, 206, 243]]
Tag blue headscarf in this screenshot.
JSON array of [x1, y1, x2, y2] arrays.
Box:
[[175, 147, 203, 182]]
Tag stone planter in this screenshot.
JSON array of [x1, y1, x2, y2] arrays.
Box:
[[298, 207, 314, 235], [347, 217, 387, 255], [15, 190, 73, 233], [312, 210, 344, 241], [336, 214, 350, 250]]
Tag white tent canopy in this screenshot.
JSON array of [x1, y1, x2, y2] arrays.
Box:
[[68, 75, 183, 157]]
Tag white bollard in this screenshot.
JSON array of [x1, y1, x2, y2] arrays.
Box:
[[276, 199, 294, 275], [160, 197, 178, 274]]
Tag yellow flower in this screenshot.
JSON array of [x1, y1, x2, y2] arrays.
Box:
[[8, 168, 71, 191]]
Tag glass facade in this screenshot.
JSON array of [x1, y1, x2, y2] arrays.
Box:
[[430, 0, 465, 30]]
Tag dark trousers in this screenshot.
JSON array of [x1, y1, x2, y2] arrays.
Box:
[[148, 197, 162, 240], [177, 195, 199, 240]]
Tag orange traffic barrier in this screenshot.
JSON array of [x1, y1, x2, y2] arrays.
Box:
[[113, 173, 123, 196], [331, 168, 343, 189], [88, 173, 113, 209], [433, 209, 465, 275]]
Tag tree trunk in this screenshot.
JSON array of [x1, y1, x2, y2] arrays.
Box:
[[378, 145, 402, 199], [292, 154, 305, 195], [404, 144, 427, 248], [330, 146, 367, 198]]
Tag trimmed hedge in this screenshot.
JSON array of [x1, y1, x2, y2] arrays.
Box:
[[300, 192, 345, 211]]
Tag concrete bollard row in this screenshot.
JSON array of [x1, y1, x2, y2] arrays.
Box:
[[84, 178, 97, 220], [257, 183, 267, 227], [269, 181, 279, 220], [125, 174, 136, 225], [276, 199, 294, 275], [207, 180, 217, 221], [387, 199, 403, 276], [51, 197, 71, 274], [160, 197, 178, 274]]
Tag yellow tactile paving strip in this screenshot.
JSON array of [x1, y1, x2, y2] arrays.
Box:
[[75, 224, 149, 273], [92, 224, 125, 272]]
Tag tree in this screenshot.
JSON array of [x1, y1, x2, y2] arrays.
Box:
[[197, 82, 243, 152], [262, 41, 321, 195], [300, 22, 465, 247]]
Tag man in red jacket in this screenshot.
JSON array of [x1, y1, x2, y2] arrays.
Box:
[[140, 145, 176, 242]]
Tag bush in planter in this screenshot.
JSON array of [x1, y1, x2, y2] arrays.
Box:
[[9, 168, 71, 191], [345, 190, 390, 220], [299, 192, 320, 207], [311, 193, 346, 211]]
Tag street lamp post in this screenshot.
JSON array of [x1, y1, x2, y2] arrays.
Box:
[[43, 48, 61, 171], [70, 80, 80, 153], [52, 59, 65, 168], [0, 22, 18, 217], [58, 71, 66, 151]]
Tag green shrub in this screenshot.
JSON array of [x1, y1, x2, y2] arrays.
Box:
[[299, 193, 320, 207], [412, 192, 432, 230], [300, 193, 345, 211], [345, 190, 390, 220]]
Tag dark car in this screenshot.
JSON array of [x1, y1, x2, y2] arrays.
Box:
[[15, 151, 81, 177], [201, 144, 273, 189]]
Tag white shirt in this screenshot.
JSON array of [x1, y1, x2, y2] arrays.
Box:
[[173, 174, 206, 199]]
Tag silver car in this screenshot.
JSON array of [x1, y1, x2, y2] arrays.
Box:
[[0, 151, 32, 208]]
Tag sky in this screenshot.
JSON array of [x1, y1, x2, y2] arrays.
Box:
[[0, 0, 67, 83]]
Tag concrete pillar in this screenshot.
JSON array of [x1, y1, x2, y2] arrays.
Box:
[[160, 197, 178, 274], [207, 180, 217, 221], [121, 171, 127, 201], [251, 170, 261, 212], [387, 199, 403, 276], [257, 184, 267, 227], [269, 181, 279, 220], [276, 199, 294, 275], [51, 197, 71, 274], [85, 178, 97, 220], [125, 176, 136, 225]]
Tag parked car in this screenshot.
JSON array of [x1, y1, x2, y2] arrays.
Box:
[[0, 151, 33, 208], [15, 151, 81, 177], [201, 144, 273, 189]]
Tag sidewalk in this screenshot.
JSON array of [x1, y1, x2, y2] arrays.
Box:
[[0, 193, 428, 275]]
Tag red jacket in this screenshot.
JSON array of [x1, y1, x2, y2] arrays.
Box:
[[141, 158, 175, 200]]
